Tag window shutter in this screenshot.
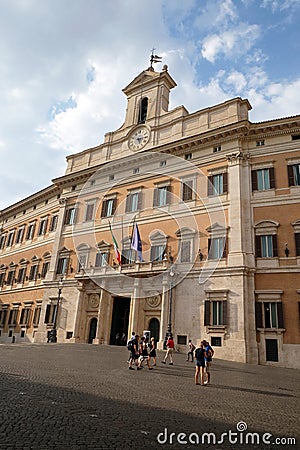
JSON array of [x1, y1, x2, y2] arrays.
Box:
[[272, 235, 278, 257], [150, 246, 155, 261], [222, 238, 227, 258], [251, 170, 258, 191], [222, 300, 227, 325], [101, 200, 108, 218], [137, 192, 142, 210], [153, 188, 158, 207], [204, 300, 211, 326], [223, 172, 228, 194], [255, 235, 261, 257], [166, 185, 171, 204], [269, 168, 276, 189], [125, 195, 131, 213], [207, 238, 211, 260], [208, 176, 214, 196], [111, 198, 117, 215], [255, 302, 263, 328], [287, 165, 294, 186], [295, 233, 300, 256], [277, 302, 284, 328]]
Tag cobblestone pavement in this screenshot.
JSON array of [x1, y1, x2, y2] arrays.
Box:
[[0, 344, 299, 450]]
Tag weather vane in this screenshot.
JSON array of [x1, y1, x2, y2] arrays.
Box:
[[149, 48, 162, 69]]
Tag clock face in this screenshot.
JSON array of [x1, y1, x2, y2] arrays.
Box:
[[128, 126, 150, 151]]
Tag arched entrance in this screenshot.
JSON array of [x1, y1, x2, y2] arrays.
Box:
[[149, 318, 160, 342], [88, 317, 97, 344]]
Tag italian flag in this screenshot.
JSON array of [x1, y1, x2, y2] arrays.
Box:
[[109, 221, 121, 265]]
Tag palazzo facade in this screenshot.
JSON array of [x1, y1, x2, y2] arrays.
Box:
[[1, 64, 300, 368]]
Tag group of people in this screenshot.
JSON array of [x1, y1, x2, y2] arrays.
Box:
[[187, 339, 214, 385], [127, 332, 157, 370], [127, 333, 214, 386]]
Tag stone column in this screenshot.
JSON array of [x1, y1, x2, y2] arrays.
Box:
[[94, 282, 107, 344], [46, 197, 67, 281], [128, 278, 140, 337]]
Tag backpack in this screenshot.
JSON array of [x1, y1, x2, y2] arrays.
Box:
[[127, 340, 133, 351]]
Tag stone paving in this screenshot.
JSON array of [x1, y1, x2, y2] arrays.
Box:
[[0, 343, 299, 450]]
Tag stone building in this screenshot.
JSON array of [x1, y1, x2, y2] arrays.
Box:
[[0, 63, 299, 368]]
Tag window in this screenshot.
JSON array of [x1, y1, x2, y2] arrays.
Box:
[[125, 191, 142, 213], [29, 265, 38, 281], [121, 249, 134, 265], [180, 241, 191, 263], [211, 336, 222, 346], [291, 135, 300, 140], [77, 254, 87, 271], [0, 309, 7, 326], [208, 173, 228, 196], [101, 198, 116, 218], [185, 153, 192, 160], [109, 174, 115, 181], [153, 186, 171, 207], [15, 227, 25, 243], [213, 146, 221, 153], [6, 269, 16, 286], [208, 237, 227, 259], [56, 257, 68, 275], [6, 230, 16, 247], [256, 140, 265, 146], [26, 222, 36, 240], [0, 272, 5, 287], [41, 261, 50, 278], [38, 217, 48, 236], [33, 306, 41, 326], [160, 160, 166, 167], [287, 164, 300, 186], [17, 267, 26, 284], [182, 180, 193, 201], [95, 252, 109, 267], [20, 308, 31, 326], [85, 203, 95, 222], [49, 214, 58, 232], [177, 335, 187, 345], [255, 235, 278, 258], [44, 304, 57, 324], [295, 233, 300, 256], [0, 234, 6, 249], [150, 245, 165, 261], [252, 168, 275, 191], [138, 97, 148, 124], [255, 302, 284, 329], [204, 300, 227, 326], [133, 168, 139, 174], [64, 207, 76, 225], [8, 309, 19, 326]]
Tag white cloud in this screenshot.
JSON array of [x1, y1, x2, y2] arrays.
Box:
[[201, 24, 260, 62]]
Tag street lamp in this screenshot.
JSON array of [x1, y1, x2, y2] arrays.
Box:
[[48, 276, 63, 343], [163, 265, 175, 349]]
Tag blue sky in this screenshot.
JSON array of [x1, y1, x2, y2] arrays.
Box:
[[0, 0, 300, 209]]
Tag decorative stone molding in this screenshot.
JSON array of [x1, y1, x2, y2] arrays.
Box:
[[146, 295, 161, 308]]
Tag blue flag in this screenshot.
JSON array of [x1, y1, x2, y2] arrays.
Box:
[[131, 222, 143, 261]]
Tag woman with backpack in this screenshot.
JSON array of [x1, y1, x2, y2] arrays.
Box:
[[194, 341, 207, 385]]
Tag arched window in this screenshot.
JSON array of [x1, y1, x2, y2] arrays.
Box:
[[138, 97, 148, 124]]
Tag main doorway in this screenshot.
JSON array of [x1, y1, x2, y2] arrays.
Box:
[[109, 297, 131, 345], [149, 318, 160, 342]]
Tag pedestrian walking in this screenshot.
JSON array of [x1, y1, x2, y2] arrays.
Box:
[[148, 337, 157, 366], [162, 336, 175, 365], [186, 339, 196, 362], [203, 340, 214, 384], [194, 341, 207, 385], [137, 337, 153, 370], [128, 334, 139, 370]]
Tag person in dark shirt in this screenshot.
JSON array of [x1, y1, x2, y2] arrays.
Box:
[[194, 341, 207, 385]]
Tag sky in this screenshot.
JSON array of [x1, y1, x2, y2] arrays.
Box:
[[0, 0, 300, 210]]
